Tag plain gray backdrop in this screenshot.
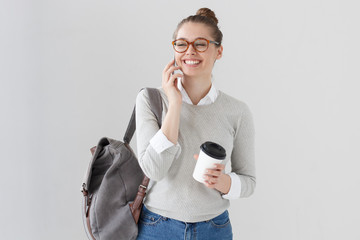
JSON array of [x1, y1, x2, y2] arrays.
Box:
[[1, 0, 359, 239]]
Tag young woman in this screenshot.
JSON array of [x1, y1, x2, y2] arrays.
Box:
[[135, 8, 256, 240]]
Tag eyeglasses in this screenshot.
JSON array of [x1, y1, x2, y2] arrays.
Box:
[[172, 38, 220, 53]]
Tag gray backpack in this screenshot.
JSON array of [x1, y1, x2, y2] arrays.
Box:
[[81, 88, 163, 240]]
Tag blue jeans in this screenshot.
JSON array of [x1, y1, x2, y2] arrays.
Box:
[[136, 205, 233, 240]]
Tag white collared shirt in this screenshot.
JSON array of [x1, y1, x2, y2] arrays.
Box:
[[149, 81, 241, 200], [177, 79, 218, 105]]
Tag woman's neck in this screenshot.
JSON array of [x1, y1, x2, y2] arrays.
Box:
[[181, 75, 212, 105]]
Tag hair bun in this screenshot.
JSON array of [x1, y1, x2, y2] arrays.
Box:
[[196, 8, 218, 25]]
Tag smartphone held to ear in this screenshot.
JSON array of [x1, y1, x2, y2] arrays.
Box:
[[172, 57, 183, 82]]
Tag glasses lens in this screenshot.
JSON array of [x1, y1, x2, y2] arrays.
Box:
[[194, 39, 208, 52], [174, 40, 188, 52]]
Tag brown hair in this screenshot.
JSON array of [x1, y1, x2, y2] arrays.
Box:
[[173, 8, 223, 46]]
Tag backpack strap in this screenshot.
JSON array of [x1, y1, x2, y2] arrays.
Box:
[[125, 88, 163, 221], [123, 87, 163, 144]]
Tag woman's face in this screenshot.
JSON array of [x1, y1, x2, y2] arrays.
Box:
[[174, 22, 223, 79]]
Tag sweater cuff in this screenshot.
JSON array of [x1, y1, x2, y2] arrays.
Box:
[[222, 172, 242, 200]]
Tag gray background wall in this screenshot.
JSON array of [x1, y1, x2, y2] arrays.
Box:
[[1, 0, 359, 239]]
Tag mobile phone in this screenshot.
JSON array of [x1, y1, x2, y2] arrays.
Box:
[[173, 57, 183, 79]]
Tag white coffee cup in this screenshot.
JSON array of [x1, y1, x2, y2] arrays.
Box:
[[193, 141, 226, 184]]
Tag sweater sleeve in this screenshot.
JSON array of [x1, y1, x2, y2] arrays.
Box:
[[231, 103, 256, 198], [135, 89, 181, 181]]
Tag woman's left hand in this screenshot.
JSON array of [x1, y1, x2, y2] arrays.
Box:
[[193, 154, 231, 195]]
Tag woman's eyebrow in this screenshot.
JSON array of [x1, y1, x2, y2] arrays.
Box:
[[177, 37, 205, 40]]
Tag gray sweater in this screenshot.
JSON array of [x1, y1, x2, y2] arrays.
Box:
[[135, 87, 256, 222]]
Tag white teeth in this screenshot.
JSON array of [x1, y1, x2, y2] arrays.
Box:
[[185, 60, 200, 65]]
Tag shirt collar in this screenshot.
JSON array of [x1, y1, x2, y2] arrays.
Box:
[[177, 79, 218, 106]]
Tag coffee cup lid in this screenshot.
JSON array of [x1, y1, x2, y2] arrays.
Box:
[[200, 141, 226, 160]]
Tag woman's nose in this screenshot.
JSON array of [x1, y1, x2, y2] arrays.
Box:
[[185, 44, 197, 55]]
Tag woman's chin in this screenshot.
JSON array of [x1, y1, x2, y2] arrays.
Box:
[[182, 71, 200, 78]]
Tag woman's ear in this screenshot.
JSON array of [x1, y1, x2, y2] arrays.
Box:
[[216, 45, 223, 60]]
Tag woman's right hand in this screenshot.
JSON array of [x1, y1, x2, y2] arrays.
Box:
[[162, 59, 183, 105]]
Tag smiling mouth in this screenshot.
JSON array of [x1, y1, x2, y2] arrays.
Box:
[[184, 60, 201, 66]]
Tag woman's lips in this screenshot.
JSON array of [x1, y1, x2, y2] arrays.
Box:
[[183, 60, 201, 66]]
